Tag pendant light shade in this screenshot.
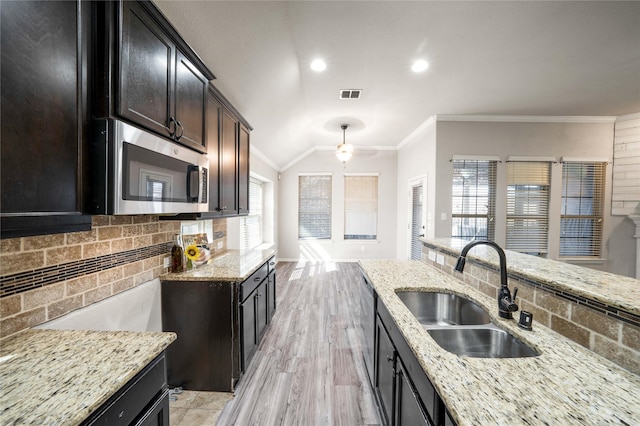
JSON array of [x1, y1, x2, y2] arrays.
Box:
[[336, 124, 354, 163]]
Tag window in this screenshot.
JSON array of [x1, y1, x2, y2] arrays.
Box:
[[240, 178, 263, 250], [298, 174, 332, 240], [506, 161, 551, 255], [344, 174, 378, 240], [560, 162, 606, 257], [451, 160, 497, 240]]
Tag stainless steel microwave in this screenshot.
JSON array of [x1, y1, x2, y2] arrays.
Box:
[[89, 119, 209, 215]]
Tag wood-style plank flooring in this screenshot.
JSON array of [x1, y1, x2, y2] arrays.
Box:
[[217, 261, 381, 425]]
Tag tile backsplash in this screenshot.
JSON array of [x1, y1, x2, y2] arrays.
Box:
[[421, 244, 640, 375], [0, 216, 227, 339]]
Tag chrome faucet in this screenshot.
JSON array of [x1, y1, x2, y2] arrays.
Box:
[[454, 240, 519, 319]]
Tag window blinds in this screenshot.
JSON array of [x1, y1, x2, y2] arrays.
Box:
[[344, 175, 378, 240], [298, 175, 332, 239], [560, 162, 606, 257], [451, 160, 497, 240], [506, 161, 550, 255], [240, 178, 263, 250]]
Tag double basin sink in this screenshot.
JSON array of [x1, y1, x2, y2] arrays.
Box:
[[397, 291, 539, 358]]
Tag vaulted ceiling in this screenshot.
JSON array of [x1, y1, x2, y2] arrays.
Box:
[[155, 1, 640, 170]]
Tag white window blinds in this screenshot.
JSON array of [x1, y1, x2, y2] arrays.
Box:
[[298, 174, 332, 240], [344, 175, 378, 240], [240, 178, 263, 250], [560, 162, 606, 257], [451, 160, 497, 240], [506, 161, 551, 255]]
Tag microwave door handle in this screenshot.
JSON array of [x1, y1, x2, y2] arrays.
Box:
[[187, 165, 200, 202]]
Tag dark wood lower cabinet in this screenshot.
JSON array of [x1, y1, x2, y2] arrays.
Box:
[[375, 317, 396, 425], [83, 353, 169, 426], [395, 360, 430, 426], [368, 273, 456, 426], [162, 256, 276, 391]]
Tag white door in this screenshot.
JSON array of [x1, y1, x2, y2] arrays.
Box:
[[408, 178, 427, 260]]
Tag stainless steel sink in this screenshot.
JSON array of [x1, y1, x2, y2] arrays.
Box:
[[397, 291, 491, 326], [426, 326, 539, 358], [396, 290, 539, 358]]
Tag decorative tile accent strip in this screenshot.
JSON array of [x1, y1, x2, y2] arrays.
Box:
[[0, 243, 169, 298]]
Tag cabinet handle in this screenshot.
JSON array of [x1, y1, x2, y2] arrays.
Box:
[[386, 355, 393, 363], [167, 117, 177, 137], [175, 120, 184, 140], [254, 277, 261, 282]]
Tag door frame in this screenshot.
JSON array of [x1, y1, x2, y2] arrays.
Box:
[[407, 175, 428, 260]]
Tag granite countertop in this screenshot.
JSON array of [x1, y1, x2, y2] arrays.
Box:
[[423, 237, 640, 316], [359, 259, 640, 426], [0, 329, 176, 425], [162, 246, 276, 282]]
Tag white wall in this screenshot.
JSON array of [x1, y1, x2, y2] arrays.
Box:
[[396, 122, 437, 260], [397, 117, 635, 277], [278, 149, 397, 260]]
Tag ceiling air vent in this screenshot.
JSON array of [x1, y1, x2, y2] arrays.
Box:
[[339, 89, 362, 99]]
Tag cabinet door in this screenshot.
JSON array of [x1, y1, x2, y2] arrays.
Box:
[[266, 270, 276, 323], [174, 51, 207, 151], [134, 389, 170, 426], [219, 108, 238, 214], [0, 0, 91, 237], [395, 361, 431, 426], [238, 123, 250, 215], [256, 280, 268, 340], [119, 1, 173, 138], [206, 94, 221, 212], [241, 292, 257, 370], [375, 317, 396, 425]]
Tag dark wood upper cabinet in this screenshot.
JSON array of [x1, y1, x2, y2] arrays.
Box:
[[174, 51, 208, 148], [118, 1, 173, 138], [220, 108, 239, 215], [0, 0, 91, 238], [238, 123, 250, 215], [98, 1, 213, 153], [206, 94, 222, 213]]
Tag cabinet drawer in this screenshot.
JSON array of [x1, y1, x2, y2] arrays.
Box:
[[85, 353, 167, 426], [240, 262, 268, 301]]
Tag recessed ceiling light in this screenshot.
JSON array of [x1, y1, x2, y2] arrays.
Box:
[[310, 59, 327, 72], [411, 59, 429, 73]]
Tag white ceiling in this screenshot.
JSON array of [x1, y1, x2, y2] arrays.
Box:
[[155, 1, 640, 170]]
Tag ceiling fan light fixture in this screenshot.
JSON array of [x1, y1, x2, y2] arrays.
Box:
[[336, 124, 354, 163]]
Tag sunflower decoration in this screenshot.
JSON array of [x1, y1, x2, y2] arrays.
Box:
[[185, 244, 200, 270]]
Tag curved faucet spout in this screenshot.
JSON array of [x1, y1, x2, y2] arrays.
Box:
[[454, 240, 518, 319]]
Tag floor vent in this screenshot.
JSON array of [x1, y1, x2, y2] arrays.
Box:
[[339, 89, 362, 99]]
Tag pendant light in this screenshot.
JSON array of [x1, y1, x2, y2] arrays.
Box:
[[335, 124, 354, 163]]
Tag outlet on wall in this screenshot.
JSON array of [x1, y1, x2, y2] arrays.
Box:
[[428, 251, 436, 262], [217, 241, 223, 249], [163, 256, 170, 268], [436, 254, 445, 265]]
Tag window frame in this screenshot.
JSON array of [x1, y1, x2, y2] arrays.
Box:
[[559, 161, 606, 259], [505, 160, 552, 256], [343, 173, 379, 241], [298, 173, 332, 240], [451, 159, 497, 241]]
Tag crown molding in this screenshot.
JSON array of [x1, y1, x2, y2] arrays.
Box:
[[435, 114, 617, 123], [251, 146, 279, 171], [616, 112, 640, 122]]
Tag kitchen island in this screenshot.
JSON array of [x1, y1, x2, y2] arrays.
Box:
[[359, 259, 640, 425], [0, 329, 176, 425], [161, 246, 277, 391]]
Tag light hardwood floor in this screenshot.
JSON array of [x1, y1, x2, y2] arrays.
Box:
[[216, 261, 381, 425]]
